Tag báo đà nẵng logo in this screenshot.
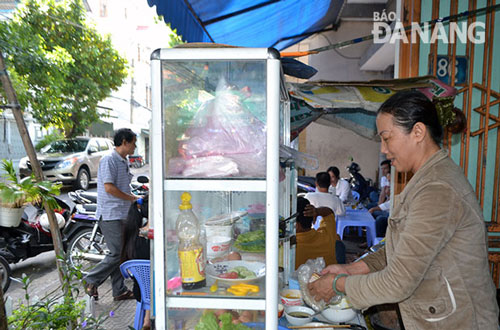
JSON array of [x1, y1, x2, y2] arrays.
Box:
[[372, 10, 485, 45]]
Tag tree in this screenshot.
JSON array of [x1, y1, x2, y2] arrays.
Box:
[[0, 0, 128, 138]]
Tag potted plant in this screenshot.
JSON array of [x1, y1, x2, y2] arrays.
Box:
[[0, 159, 61, 227]]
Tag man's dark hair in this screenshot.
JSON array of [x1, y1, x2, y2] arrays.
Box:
[[380, 160, 391, 171], [316, 172, 331, 189], [296, 197, 314, 229], [327, 166, 340, 179], [114, 128, 136, 146]]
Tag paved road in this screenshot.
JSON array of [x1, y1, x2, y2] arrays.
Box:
[[4, 164, 149, 329]]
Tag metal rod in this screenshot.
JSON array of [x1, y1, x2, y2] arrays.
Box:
[[464, 0, 477, 175]]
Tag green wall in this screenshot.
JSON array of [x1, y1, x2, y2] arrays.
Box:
[[418, 0, 500, 223]]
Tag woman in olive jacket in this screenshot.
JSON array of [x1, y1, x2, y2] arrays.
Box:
[[309, 90, 498, 329]]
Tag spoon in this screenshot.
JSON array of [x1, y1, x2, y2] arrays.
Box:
[[210, 280, 218, 292]]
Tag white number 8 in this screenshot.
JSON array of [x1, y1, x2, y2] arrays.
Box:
[[437, 58, 449, 77]]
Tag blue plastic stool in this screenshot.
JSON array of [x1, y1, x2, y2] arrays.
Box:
[[119, 260, 151, 330]]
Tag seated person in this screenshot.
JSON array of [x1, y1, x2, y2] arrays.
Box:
[[121, 197, 151, 330], [295, 197, 337, 269], [369, 159, 391, 204], [327, 166, 352, 203], [305, 172, 345, 218], [369, 173, 391, 237], [369, 200, 390, 237]]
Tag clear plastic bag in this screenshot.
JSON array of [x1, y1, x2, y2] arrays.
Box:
[[297, 257, 342, 312], [172, 77, 267, 177]]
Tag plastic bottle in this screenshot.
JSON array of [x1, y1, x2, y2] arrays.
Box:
[[176, 192, 206, 290]]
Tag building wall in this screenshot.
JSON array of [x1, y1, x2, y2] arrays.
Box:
[[86, 0, 173, 161], [285, 21, 393, 182], [416, 0, 500, 223]]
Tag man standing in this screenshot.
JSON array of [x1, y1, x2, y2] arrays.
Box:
[[327, 166, 352, 203], [83, 128, 138, 301]]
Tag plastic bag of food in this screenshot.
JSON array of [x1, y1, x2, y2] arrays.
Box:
[[297, 257, 342, 312], [177, 77, 266, 177], [297, 257, 326, 312]]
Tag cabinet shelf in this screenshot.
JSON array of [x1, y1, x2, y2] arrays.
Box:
[[164, 179, 267, 192], [167, 297, 266, 310]]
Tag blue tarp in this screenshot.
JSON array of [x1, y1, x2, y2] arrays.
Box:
[[146, 0, 344, 50]]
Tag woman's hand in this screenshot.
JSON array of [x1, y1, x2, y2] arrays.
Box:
[[320, 264, 350, 276], [303, 204, 317, 218], [308, 273, 337, 302]]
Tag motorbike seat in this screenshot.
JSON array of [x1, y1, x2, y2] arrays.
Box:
[[79, 192, 97, 203]]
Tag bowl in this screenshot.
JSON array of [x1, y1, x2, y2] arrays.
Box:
[[205, 260, 265, 286], [278, 303, 284, 318], [206, 236, 231, 259], [284, 305, 314, 326], [320, 297, 357, 323], [280, 289, 303, 306]]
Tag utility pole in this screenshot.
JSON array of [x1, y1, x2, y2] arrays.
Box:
[[130, 58, 134, 124], [0, 51, 65, 287]]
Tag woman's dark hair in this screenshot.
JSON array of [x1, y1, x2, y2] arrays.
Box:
[[121, 196, 148, 263], [114, 128, 136, 146], [377, 90, 443, 145], [327, 166, 340, 179]]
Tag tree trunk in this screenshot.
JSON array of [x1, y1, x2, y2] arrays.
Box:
[[0, 273, 7, 330], [0, 51, 66, 289]]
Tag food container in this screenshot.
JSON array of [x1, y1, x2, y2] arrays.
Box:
[[284, 305, 314, 326], [206, 236, 231, 259], [278, 303, 284, 318], [206, 260, 265, 286], [280, 288, 303, 306], [320, 297, 357, 323], [204, 223, 233, 240]]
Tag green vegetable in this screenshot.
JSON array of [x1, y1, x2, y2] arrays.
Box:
[[219, 312, 233, 330], [229, 266, 256, 279], [195, 311, 219, 330], [234, 230, 265, 252], [195, 311, 252, 330]]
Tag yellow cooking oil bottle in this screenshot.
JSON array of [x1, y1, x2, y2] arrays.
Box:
[[176, 192, 206, 290]]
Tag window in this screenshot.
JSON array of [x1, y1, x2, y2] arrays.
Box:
[[99, 0, 107, 17], [98, 139, 109, 151]]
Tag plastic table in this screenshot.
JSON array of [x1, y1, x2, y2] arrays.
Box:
[[336, 209, 377, 247]]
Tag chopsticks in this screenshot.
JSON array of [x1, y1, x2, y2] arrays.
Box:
[[288, 326, 350, 329]]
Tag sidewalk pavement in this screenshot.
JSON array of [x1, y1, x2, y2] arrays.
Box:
[[89, 277, 138, 329]]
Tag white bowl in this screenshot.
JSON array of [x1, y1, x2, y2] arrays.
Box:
[[206, 236, 231, 258], [320, 297, 356, 323], [206, 260, 265, 286], [279, 288, 303, 306], [284, 305, 314, 326]]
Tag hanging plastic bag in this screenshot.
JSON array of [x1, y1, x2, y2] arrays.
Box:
[[170, 77, 267, 177]]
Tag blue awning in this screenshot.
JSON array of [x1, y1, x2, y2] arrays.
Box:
[[146, 0, 344, 50]]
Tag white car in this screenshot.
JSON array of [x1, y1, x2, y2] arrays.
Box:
[[19, 137, 114, 190]]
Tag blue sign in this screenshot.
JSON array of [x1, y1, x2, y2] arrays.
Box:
[[430, 55, 468, 85]]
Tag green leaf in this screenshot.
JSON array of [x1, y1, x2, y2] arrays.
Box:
[[0, 0, 128, 137]]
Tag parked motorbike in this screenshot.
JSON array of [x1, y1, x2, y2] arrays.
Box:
[[297, 176, 316, 194], [64, 175, 149, 274], [0, 197, 73, 293], [346, 162, 376, 203]]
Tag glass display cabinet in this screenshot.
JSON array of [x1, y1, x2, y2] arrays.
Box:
[[150, 47, 291, 329]]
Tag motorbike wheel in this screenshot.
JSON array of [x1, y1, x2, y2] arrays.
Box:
[[67, 228, 108, 274], [0, 256, 11, 293]]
